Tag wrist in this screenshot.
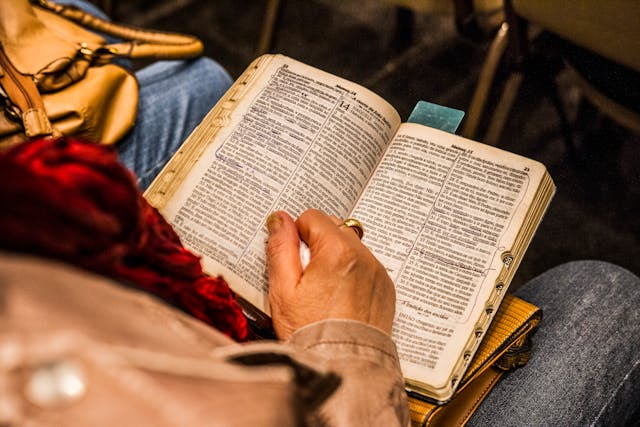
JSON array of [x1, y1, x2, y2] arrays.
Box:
[[289, 318, 402, 374]]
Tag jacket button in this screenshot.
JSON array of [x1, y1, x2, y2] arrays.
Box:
[[24, 360, 87, 407]]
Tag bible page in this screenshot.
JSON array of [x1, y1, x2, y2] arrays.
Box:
[[155, 55, 401, 314], [349, 123, 546, 392]]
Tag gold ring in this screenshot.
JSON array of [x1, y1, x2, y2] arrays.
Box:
[[341, 218, 364, 239]]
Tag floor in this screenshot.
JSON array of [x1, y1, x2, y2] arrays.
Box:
[[120, 0, 639, 287]]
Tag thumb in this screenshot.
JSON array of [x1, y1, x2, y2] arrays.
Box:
[[266, 211, 302, 294]]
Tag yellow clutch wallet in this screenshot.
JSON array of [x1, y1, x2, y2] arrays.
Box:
[[408, 294, 542, 427]]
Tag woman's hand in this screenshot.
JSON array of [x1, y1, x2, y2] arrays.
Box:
[[266, 209, 396, 340]]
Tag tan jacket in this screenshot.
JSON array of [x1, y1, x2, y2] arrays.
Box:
[[0, 253, 409, 426]]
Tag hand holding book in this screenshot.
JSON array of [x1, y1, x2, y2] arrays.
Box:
[[265, 209, 396, 340]]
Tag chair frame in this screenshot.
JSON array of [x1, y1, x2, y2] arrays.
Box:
[[462, 0, 640, 145]]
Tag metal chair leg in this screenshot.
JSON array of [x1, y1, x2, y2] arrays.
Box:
[[256, 0, 282, 55], [461, 22, 509, 139], [565, 66, 640, 135], [484, 71, 523, 145]]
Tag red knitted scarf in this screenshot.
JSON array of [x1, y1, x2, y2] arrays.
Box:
[[0, 138, 247, 341]]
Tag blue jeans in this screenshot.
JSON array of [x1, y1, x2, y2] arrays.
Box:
[[470, 261, 640, 426], [116, 58, 232, 189]]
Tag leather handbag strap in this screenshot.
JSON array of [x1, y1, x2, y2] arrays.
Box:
[[32, 0, 203, 60], [0, 45, 52, 138]]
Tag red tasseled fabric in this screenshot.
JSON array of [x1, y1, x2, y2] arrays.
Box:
[[0, 138, 247, 341]]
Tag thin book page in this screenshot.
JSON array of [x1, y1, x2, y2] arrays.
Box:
[[159, 55, 401, 314], [349, 123, 546, 391]]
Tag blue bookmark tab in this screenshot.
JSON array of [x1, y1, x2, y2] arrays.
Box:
[[406, 101, 465, 134]]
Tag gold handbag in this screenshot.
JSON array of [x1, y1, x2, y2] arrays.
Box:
[[0, 0, 204, 149], [409, 294, 542, 427]]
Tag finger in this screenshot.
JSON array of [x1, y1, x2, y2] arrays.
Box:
[[296, 209, 341, 247], [266, 211, 302, 292], [327, 215, 342, 226]]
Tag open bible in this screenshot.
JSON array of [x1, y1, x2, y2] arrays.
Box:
[[145, 54, 555, 403]]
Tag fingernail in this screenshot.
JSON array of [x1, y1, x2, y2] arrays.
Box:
[[266, 212, 282, 234]]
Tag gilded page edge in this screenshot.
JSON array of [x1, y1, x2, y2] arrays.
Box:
[[144, 54, 275, 209]]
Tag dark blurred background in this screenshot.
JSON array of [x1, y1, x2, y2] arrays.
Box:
[[113, 0, 639, 287]]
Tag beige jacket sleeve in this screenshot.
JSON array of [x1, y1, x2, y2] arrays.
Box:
[[290, 319, 410, 426]]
